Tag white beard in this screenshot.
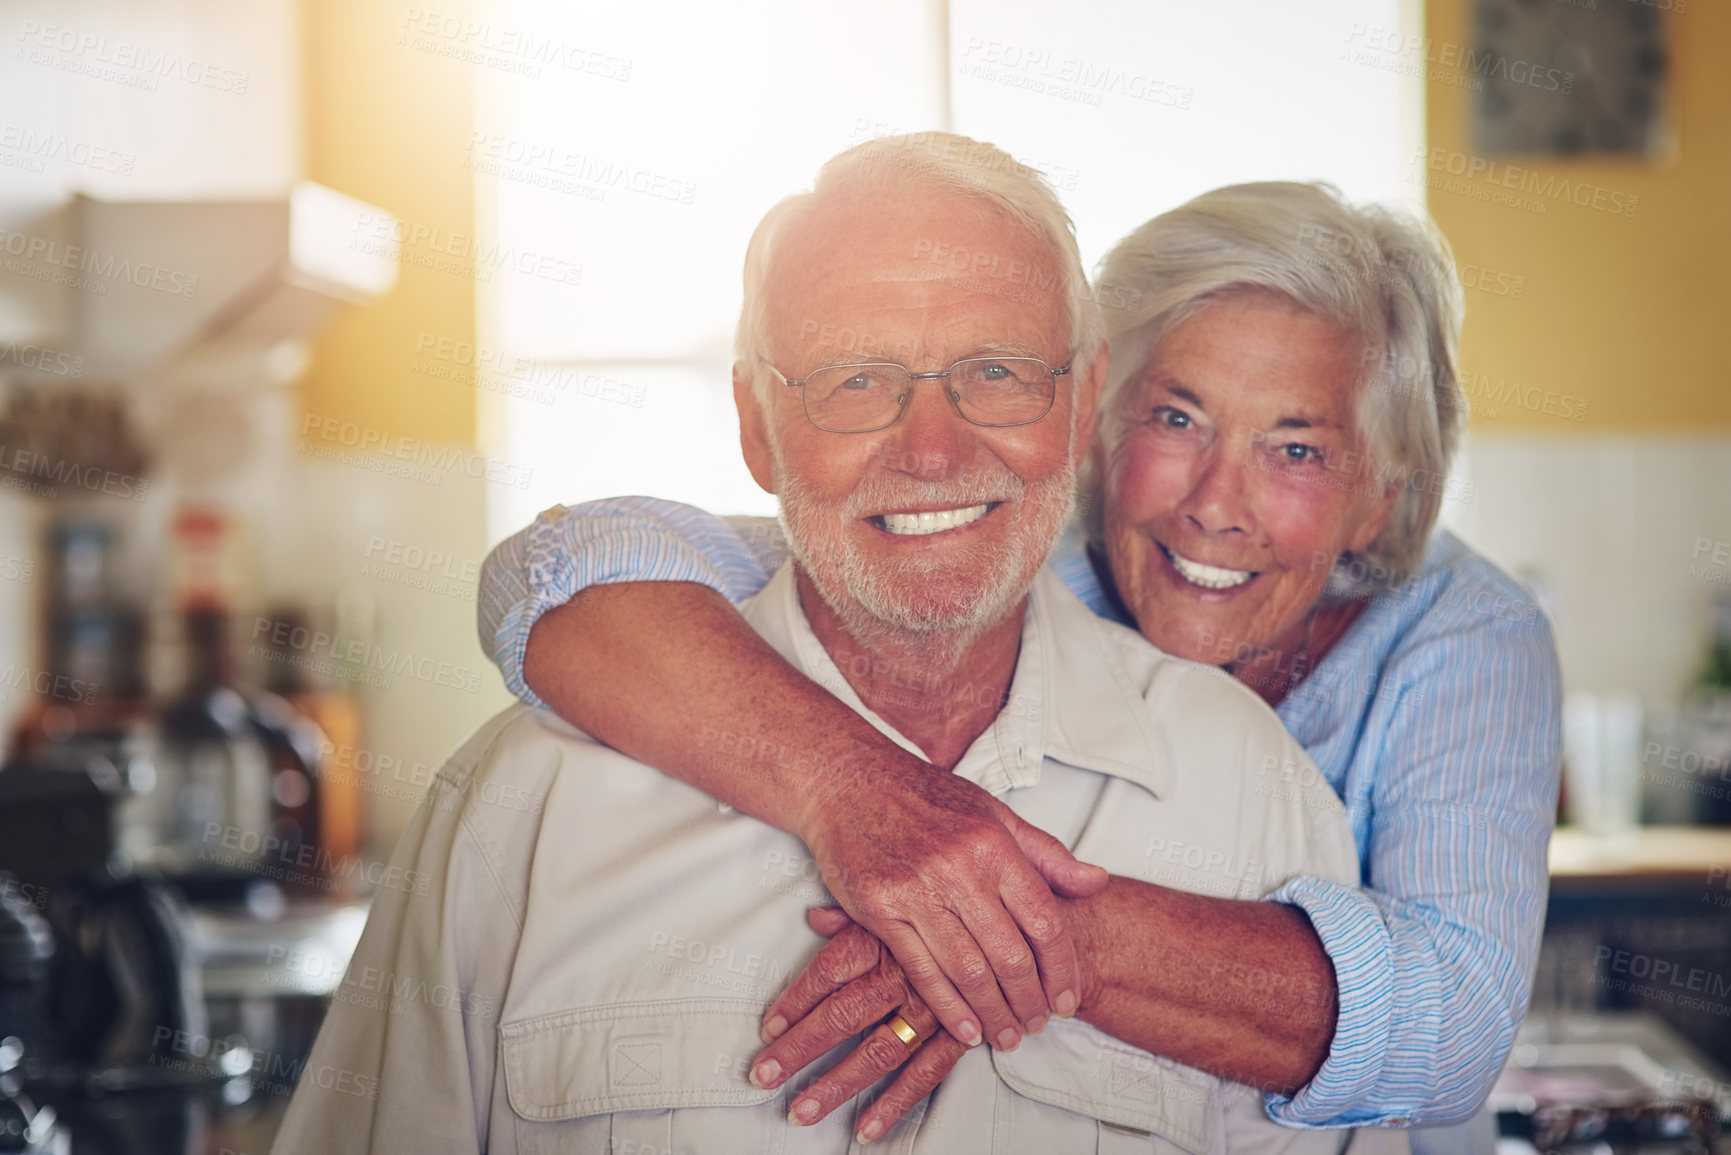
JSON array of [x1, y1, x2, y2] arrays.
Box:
[[773, 441, 1078, 650]]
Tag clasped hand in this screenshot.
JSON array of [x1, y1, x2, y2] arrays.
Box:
[[764, 760, 1107, 1140], [749, 908, 970, 1143], [793, 755, 1105, 1052]]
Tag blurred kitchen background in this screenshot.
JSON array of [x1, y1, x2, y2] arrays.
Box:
[[0, 0, 1726, 1151]]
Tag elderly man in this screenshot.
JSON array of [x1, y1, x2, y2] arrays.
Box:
[[273, 136, 1378, 1154]]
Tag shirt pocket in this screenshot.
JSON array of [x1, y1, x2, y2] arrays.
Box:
[[500, 996, 783, 1155], [989, 1017, 1218, 1155]]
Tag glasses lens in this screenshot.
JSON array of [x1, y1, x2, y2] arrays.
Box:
[[804, 364, 908, 432], [952, 358, 1054, 425]]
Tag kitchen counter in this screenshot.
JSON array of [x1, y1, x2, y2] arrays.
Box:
[[1549, 826, 1731, 885]]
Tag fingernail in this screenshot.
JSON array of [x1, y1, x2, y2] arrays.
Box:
[[1025, 1013, 1049, 1035], [749, 1059, 780, 1089], [1055, 989, 1078, 1018], [857, 1118, 885, 1143], [763, 1014, 788, 1041], [790, 1097, 820, 1125], [995, 1027, 1020, 1051], [959, 1019, 982, 1047]]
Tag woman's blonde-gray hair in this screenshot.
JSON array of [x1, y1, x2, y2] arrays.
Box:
[[1088, 181, 1466, 598]]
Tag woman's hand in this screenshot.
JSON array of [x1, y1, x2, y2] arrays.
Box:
[[795, 757, 1105, 1053], [750, 908, 972, 1143]]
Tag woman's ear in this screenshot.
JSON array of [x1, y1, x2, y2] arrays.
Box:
[[734, 364, 778, 495], [1348, 478, 1400, 555]]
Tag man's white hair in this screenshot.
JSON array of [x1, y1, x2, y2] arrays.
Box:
[[1088, 181, 1466, 597], [734, 131, 1106, 400]]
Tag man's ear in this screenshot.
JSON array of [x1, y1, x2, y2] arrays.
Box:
[[733, 364, 778, 495], [1086, 434, 1108, 495], [1069, 341, 1110, 470]]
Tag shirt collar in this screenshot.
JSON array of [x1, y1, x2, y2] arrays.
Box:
[[740, 561, 1167, 799]]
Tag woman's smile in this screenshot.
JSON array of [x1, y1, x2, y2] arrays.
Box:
[[1157, 541, 1259, 592]]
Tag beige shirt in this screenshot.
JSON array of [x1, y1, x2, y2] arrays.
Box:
[[273, 563, 1389, 1155]]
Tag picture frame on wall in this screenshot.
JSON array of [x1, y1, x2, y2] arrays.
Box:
[[1473, 0, 1670, 157]]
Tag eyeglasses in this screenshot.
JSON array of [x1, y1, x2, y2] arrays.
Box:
[[767, 356, 1071, 434]]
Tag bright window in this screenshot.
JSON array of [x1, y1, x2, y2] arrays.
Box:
[[478, 0, 1421, 535]]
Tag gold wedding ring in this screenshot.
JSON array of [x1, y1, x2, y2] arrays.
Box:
[[885, 1012, 922, 1054]]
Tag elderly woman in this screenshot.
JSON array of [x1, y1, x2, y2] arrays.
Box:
[[476, 181, 1560, 1148]]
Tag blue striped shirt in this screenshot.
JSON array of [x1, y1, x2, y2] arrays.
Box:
[[478, 496, 1561, 1132]]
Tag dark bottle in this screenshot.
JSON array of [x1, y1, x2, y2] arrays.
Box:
[[1696, 590, 1731, 692], [151, 605, 274, 876], [10, 518, 148, 769], [136, 509, 331, 895], [253, 608, 332, 889]]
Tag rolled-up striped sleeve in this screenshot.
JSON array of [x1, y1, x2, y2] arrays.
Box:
[[1265, 594, 1562, 1127], [476, 497, 783, 708]]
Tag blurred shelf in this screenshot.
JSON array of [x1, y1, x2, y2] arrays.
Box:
[[1549, 826, 1731, 883]]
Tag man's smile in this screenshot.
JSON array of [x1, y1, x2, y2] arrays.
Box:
[[868, 502, 1001, 536]]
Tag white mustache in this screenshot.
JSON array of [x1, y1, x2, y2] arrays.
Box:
[[841, 474, 1024, 519]]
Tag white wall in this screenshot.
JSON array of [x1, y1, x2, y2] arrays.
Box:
[[0, 0, 303, 346], [1450, 433, 1731, 703]]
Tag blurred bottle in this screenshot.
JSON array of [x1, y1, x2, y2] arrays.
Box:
[[1694, 589, 1731, 692], [9, 518, 149, 765], [1671, 589, 1731, 824], [1562, 690, 1643, 840], [135, 509, 275, 882], [258, 606, 364, 869], [152, 599, 274, 874]]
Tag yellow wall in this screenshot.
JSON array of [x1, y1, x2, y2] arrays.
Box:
[[298, 0, 477, 448], [1426, 0, 1731, 431]]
